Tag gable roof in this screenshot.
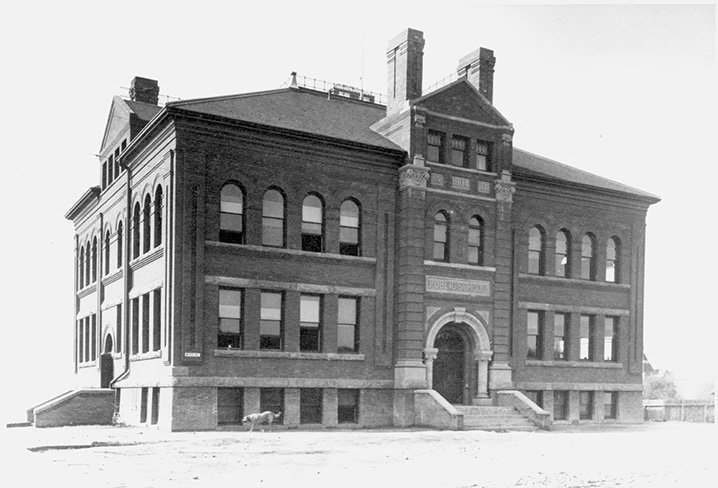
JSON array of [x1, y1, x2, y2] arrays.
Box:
[[100, 96, 162, 154], [168, 88, 403, 152], [415, 78, 512, 128], [512, 147, 660, 202]]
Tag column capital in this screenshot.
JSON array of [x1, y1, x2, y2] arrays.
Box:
[[474, 350, 494, 362], [399, 164, 430, 189], [423, 347, 439, 361]]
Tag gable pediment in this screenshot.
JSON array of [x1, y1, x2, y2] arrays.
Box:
[[416, 79, 510, 127], [99, 96, 132, 155]]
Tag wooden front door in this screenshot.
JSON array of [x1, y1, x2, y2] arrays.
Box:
[[433, 327, 466, 404]]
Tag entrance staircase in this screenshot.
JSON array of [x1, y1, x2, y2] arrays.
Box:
[[454, 405, 538, 431]]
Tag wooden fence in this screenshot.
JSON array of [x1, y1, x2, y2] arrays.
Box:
[[644, 400, 715, 423]]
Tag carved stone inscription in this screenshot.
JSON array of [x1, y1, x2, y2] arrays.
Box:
[[431, 173, 445, 186], [426, 276, 490, 297], [452, 176, 470, 191]]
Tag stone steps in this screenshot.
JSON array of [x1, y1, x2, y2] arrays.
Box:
[[455, 405, 537, 431]]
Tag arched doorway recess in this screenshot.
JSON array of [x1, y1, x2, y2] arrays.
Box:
[[424, 309, 493, 403], [100, 334, 114, 388]]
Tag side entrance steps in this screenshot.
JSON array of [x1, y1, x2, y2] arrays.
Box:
[[454, 405, 537, 431], [27, 389, 115, 428]]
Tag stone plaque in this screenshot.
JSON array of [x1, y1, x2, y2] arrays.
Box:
[[431, 173, 445, 186], [477, 181, 491, 194], [452, 176, 470, 191], [425, 276, 490, 297]]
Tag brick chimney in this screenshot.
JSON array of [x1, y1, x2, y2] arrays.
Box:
[[386, 28, 425, 115], [129, 76, 160, 105], [457, 47, 496, 103]]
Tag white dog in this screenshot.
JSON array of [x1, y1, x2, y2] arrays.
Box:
[[242, 411, 282, 432]]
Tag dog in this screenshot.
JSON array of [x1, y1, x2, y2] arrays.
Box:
[[242, 411, 282, 432]]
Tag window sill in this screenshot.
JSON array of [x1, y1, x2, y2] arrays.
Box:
[[426, 161, 497, 177], [519, 274, 631, 289], [525, 360, 623, 369], [213, 349, 365, 361], [208, 241, 376, 264], [129, 246, 164, 271], [130, 351, 162, 361], [101, 269, 124, 286], [424, 260, 496, 272], [77, 283, 97, 298], [78, 361, 97, 368]]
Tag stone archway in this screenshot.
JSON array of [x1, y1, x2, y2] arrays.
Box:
[[424, 309, 493, 401]]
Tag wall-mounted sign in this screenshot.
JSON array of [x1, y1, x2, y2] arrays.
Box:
[[425, 276, 490, 297], [184, 352, 201, 358]]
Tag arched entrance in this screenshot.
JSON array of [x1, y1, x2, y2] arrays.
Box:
[[433, 325, 467, 404], [424, 309, 493, 404], [100, 334, 114, 388]]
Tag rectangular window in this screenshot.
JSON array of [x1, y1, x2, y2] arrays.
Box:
[[140, 387, 148, 423], [475, 141, 492, 171], [580, 315, 595, 361], [451, 136, 468, 167], [337, 297, 359, 353], [151, 387, 160, 425], [553, 391, 568, 420], [116, 305, 122, 354], [142, 293, 150, 353], [217, 388, 244, 425], [218, 288, 243, 349], [300, 294, 322, 352], [152, 289, 161, 352], [525, 391, 544, 409], [102, 162, 108, 189], [338, 389, 360, 424], [427, 131, 445, 164], [580, 391, 594, 420], [260, 292, 283, 350], [604, 316, 618, 362], [300, 388, 323, 424], [90, 314, 97, 361], [259, 388, 284, 425], [553, 313, 568, 360], [131, 297, 139, 355], [604, 391, 618, 419], [526, 311, 543, 359], [78, 320, 84, 363]]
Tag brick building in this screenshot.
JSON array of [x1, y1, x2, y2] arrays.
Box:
[[65, 28, 659, 431]]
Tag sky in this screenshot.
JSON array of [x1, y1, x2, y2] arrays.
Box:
[[1, 1, 715, 421]]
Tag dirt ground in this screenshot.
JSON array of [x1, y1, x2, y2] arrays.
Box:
[[2, 422, 714, 487]]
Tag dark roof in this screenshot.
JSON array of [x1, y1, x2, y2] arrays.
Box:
[[125, 100, 162, 122], [168, 88, 403, 151], [512, 147, 660, 201]]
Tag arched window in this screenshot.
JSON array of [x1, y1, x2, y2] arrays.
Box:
[[79, 245, 85, 289], [301, 194, 324, 252], [116, 221, 123, 269], [85, 240, 91, 285], [555, 230, 571, 278], [468, 216, 484, 266], [339, 199, 361, 256], [528, 226, 545, 275], [104, 230, 111, 275], [581, 234, 596, 280], [154, 186, 163, 247], [91, 237, 98, 283], [262, 189, 285, 247], [132, 202, 141, 259], [219, 183, 244, 244], [143, 194, 151, 253], [606, 237, 620, 283], [433, 212, 450, 262]]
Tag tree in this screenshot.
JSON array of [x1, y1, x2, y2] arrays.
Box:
[[643, 373, 680, 400]]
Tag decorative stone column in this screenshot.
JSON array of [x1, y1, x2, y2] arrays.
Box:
[[474, 351, 494, 399], [423, 348, 438, 389]]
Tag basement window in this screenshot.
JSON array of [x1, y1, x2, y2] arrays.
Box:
[[580, 391, 594, 420], [338, 389, 359, 423], [260, 388, 284, 425], [300, 388, 323, 424], [218, 388, 244, 425]]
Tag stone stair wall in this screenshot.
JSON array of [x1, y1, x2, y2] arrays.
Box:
[[28, 389, 115, 428]]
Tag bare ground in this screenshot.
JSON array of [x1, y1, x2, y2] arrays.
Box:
[[3, 422, 714, 487]]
